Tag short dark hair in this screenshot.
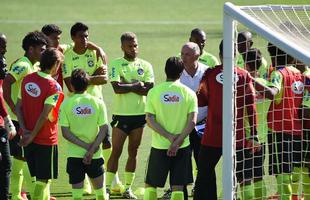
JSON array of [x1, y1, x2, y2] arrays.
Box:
[[267, 43, 294, 66], [165, 57, 184, 80], [244, 48, 262, 72], [22, 31, 48, 52], [219, 40, 237, 57], [190, 28, 205, 37], [237, 31, 252, 43], [71, 69, 88, 92], [70, 22, 88, 36], [121, 32, 137, 44], [40, 48, 64, 71], [41, 24, 62, 36]]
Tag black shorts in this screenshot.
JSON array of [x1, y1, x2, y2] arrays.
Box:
[[292, 135, 302, 167], [24, 143, 58, 179], [253, 143, 266, 178], [66, 157, 104, 184], [268, 132, 293, 175], [110, 115, 146, 134], [235, 147, 254, 182], [145, 146, 193, 187], [9, 121, 23, 157]]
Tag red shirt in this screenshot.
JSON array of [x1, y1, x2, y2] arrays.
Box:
[[0, 80, 8, 127], [197, 65, 257, 148], [268, 67, 303, 135], [21, 72, 64, 145]]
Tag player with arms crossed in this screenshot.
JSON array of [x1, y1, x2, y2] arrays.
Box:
[[107, 32, 154, 199]]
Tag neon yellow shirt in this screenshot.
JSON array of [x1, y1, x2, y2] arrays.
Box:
[[255, 78, 272, 143], [8, 56, 39, 120], [236, 54, 268, 79], [59, 93, 108, 158], [199, 50, 219, 68], [109, 57, 154, 115], [145, 81, 198, 149], [302, 67, 310, 107], [63, 48, 103, 99]]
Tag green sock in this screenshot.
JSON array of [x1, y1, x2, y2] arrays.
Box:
[[10, 158, 25, 200], [302, 167, 310, 200], [291, 167, 302, 195], [72, 188, 83, 200], [94, 188, 106, 200], [171, 191, 184, 200], [276, 174, 292, 200], [32, 181, 48, 200], [22, 164, 36, 198], [42, 180, 51, 200], [143, 187, 157, 200], [106, 172, 116, 189], [84, 176, 92, 194], [124, 172, 135, 189], [240, 184, 254, 200], [102, 148, 112, 169], [253, 180, 267, 199]]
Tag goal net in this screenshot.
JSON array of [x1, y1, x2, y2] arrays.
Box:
[[222, 3, 310, 200]]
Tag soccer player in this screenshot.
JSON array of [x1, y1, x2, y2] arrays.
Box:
[[300, 62, 310, 200], [0, 33, 17, 200], [189, 28, 219, 68], [16, 48, 64, 200], [266, 44, 303, 200], [244, 48, 273, 199], [194, 40, 260, 200], [237, 31, 269, 79], [42, 23, 112, 194], [143, 56, 197, 200], [41, 23, 108, 88], [59, 68, 109, 200], [3, 31, 48, 200], [161, 42, 208, 200], [107, 32, 154, 199], [62, 22, 108, 99]]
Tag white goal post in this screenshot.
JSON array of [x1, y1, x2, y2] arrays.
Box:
[[222, 2, 310, 200]]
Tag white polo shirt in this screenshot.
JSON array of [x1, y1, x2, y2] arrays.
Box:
[[180, 62, 208, 122]]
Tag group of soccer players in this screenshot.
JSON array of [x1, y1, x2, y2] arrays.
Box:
[[0, 21, 310, 200]]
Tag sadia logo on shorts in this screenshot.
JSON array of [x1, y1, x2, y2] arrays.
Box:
[[25, 82, 41, 97], [73, 105, 94, 117], [291, 81, 304, 94], [161, 92, 182, 104]]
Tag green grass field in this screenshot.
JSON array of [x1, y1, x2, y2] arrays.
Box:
[[1, 0, 309, 199]]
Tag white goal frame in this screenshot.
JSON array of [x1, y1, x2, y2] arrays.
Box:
[[222, 2, 310, 200]]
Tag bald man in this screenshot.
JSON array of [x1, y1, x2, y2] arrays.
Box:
[[189, 28, 219, 68]]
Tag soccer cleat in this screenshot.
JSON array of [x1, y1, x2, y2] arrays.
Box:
[[122, 188, 138, 199], [159, 188, 172, 200], [111, 182, 125, 194], [49, 196, 57, 200], [106, 188, 111, 200], [191, 187, 195, 197]]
